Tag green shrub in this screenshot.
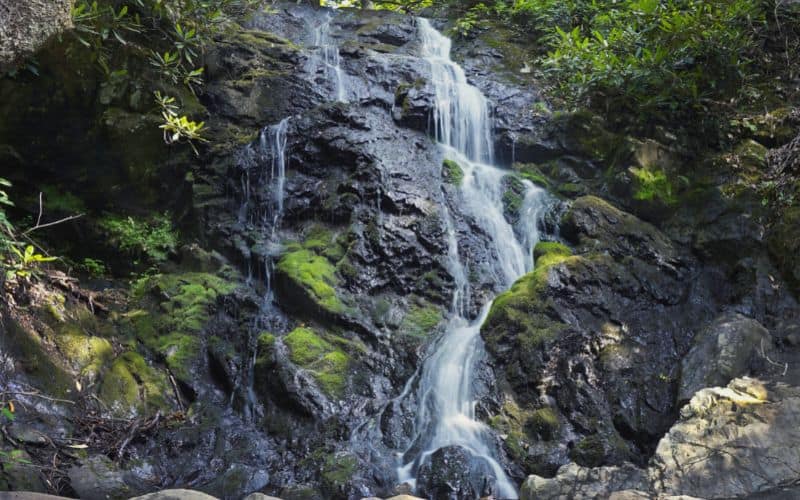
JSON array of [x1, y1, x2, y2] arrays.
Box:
[[99, 213, 178, 264]]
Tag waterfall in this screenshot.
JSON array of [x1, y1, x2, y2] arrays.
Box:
[[261, 117, 290, 234], [313, 13, 348, 103], [395, 19, 550, 499]]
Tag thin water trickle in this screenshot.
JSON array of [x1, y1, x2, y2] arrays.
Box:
[[313, 14, 348, 103], [395, 19, 552, 499]]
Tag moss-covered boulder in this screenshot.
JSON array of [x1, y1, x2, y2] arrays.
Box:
[[98, 351, 174, 417]]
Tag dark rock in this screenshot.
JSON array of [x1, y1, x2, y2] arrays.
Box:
[[68, 456, 131, 500], [416, 446, 496, 500]]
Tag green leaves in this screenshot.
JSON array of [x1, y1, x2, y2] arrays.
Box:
[[536, 0, 767, 126], [154, 91, 207, 154]]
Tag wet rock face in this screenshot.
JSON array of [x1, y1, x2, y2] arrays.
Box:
[[482, 195, 712, 476], [0, 0, 73, 73]]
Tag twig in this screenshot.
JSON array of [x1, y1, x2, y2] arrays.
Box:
[[2, 391, 76, 405], [169, 374, 185, 412], [761, 338, 789, 376], [22, 213, 85, 236], [36, 192, 43, 228]]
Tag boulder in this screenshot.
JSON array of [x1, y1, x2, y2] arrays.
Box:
[[519, 462, 649, 500], [520, 378, 800, 499], [416, 446, 495, 500], [652, 378, 800, 498], [0, 0, 73, 73], [68, 455, 130, 500], [678, 313, 770, 403], [130, 491, 219, 500]]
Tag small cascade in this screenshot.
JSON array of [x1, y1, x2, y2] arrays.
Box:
[[394, 19, 553, 499], [237, 117, 291, 421], [418, 19, 494, 164], [312, 14, 348, 103], [260, 117, 290, 234]]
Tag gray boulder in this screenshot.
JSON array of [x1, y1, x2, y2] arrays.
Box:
[[0, 0, 72, 72], [678, 313, 769, 403]]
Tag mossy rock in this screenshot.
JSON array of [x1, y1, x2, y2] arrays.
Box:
[[570, 435, 606, 467], [399, 299, 444, 338], [483, 243, 576, 363], [276, 228, 350, 319], [320, 452, 357, 493], [283, 327, 350, 398], [533, 241, 572, 261], [129, 272, 236, 385], [98, 351, 173, 417], [51, 325, 113, 381], [2, 318, 72, 398], [513, 163, 550, 188], [526, 407, 560, 441], [442, 159, 465, 185]]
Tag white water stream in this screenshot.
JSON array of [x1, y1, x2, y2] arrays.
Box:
[[395, 19, 550, 499], [313, 13, 348, 103]]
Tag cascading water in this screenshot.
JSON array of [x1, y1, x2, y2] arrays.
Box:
[[395, 19, 550, 499], [237, 117, 291, 421], [312, 13, 348, 103]]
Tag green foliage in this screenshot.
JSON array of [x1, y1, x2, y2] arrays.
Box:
[[69, 0, 261, 148], [527, 0, 768, 126], [81, 258, 107, 277], [99, 212, 178, 265]]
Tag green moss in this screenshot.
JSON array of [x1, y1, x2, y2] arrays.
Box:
[[277, 248, 344, 314], [533, 241, 572, 261], [630, 167, 678, 205], [527, 407, 560, 441], [283, 327, 350, 398], [400, 300, 444, 338], [321, 452, 357, 489], [52, 325, 113, 379], [513, 163, 550, 188], [501, 175, 526, 222], [129, 272, 236, 384], [285, 327, 329, 366], [442, 159, 465, 185], [98, 351, 171, 416], [570, 435, 605, 467], [556, 182, 586, 198]]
